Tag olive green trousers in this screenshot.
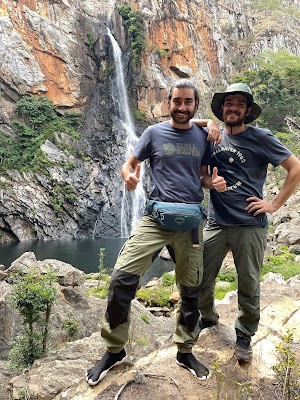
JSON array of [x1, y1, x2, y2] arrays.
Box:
[[101, 215, 204, 353], [199, 225, 268, 339]]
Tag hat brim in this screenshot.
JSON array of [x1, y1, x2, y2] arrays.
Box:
[[211, 92, 262, 124]]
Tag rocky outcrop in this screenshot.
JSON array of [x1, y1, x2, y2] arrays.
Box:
[[0, 252, 299, 399]]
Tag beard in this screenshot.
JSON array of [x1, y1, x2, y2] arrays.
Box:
[[171, 110, 195, 124], [224, 112, 245, 127]]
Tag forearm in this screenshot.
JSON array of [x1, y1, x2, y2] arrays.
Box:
[[271, 170, 300, 210], [271, 155, 300, 210], [201, 175, 214, 189], [192, 118, 214, 127]]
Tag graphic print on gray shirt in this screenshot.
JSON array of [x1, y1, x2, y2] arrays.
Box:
[[133, 121, 211, 204]]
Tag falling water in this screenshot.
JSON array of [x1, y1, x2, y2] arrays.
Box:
[[107, 28, 147, 238]]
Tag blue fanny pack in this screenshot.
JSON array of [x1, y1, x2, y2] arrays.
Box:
[[147, 201, 203, 231]]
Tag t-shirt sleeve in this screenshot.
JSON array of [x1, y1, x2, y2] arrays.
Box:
[[132, 127, 152, 162], [258, 129, 292, 167]]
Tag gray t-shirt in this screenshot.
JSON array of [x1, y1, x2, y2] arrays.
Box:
[[133, 121, 211, 204], [207, 126, 292, 227]]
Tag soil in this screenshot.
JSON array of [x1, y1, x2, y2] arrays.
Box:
[[93, 345, 277, 400]]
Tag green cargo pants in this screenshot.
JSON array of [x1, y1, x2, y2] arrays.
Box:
[[199, 225, 268, 339], [101, 215, 204, 353]]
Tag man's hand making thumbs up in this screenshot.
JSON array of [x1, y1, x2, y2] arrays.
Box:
[[121, 155, 141, 190], [211, 167, 227, 192]]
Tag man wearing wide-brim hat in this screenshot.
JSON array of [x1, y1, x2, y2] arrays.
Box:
[[195, 82, 300, 362]]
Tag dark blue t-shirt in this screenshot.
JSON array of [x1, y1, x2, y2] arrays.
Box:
[[133, 121, 211, 204], [207, 127, 292, 227]]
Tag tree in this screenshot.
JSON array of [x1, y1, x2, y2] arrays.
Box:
[[234, 50, 300, 131], [9, 267, 57, 370]]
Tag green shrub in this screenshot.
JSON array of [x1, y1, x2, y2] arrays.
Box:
[[9, 267, 57, 370], [214, 281, 238, 300], [16, 96, 56, 130], [117, 5, 146, 66], [62, 313, 79, 340], [0, 96, 82, 173], [261, 260, 300, 280], [161, 273, 175, 287], [272, 330, 300, 399], [216, 272, 237, 283], [86, 287, 109, 299], [136, 287, 171, 307]]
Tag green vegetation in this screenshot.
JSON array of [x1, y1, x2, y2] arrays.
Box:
[[154, 47, 168, 58], [131, 108, 147, 122], [87, 32, 95, 51], [210, 330, 300, 399], [86, 248, 110, 298], [86, 286, 109, 299], [117, 5, 146, 66], [136, 286, 172, 307], [261, 254, 300, 280], [62, 312, 79, 340], [161, 272, 175, 287], [0, 96, 82, 173], [272, 330, 300, 399], [213, 247, 300, 301], [97, 248, 109, 284], [140, 313, 150, 323], [215, 280, 238, 301], [8, 267, 57, 370], [234, 50, 300, 132], [85, 246, 300, 307]]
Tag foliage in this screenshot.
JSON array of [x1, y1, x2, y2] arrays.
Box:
[[154, 47, 168, 58], [16, 96, 57, 131], [9, 267, 58, 370], [131, 108, 147, 122], [161, 272, 175, 287], [85, 250, 110, 298], [9, 333, 44, 371], [0, 96, 82, 173], [214, 246, 300, 300], [140, 313, 150, 323], [216, 271, 237, 283], [86, 286, 109, 299], [261, 256, 300, 280], [136, 286, 172, 307], [210, 359, 226, 400], [233, 50, 300, 131], [62, 312, 79, 340], [275, 131, 300, 158], [214, 281, 238, 301], [97, 248, 109, 286], [272, 330, 300, 399], [87, 32, 94, 51], [117, 5, 146, 66]]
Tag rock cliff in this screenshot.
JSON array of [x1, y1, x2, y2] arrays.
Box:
[[0, 0, 300, 242]]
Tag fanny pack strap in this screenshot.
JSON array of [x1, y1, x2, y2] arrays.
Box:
[[192, 228, 199, 247]]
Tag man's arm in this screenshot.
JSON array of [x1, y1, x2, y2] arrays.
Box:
[[200, 165, 227, 192], [121, 154, 141, 190], [192, 118, 222, 145], [246, 154, 300, 215]]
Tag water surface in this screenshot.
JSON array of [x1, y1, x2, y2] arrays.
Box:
[[0, 238, 174, 283]]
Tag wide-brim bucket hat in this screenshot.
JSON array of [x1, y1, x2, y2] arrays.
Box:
[[211, 83, 262, 124]]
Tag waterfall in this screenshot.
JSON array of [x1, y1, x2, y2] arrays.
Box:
[[107, 28, 147, 238]]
